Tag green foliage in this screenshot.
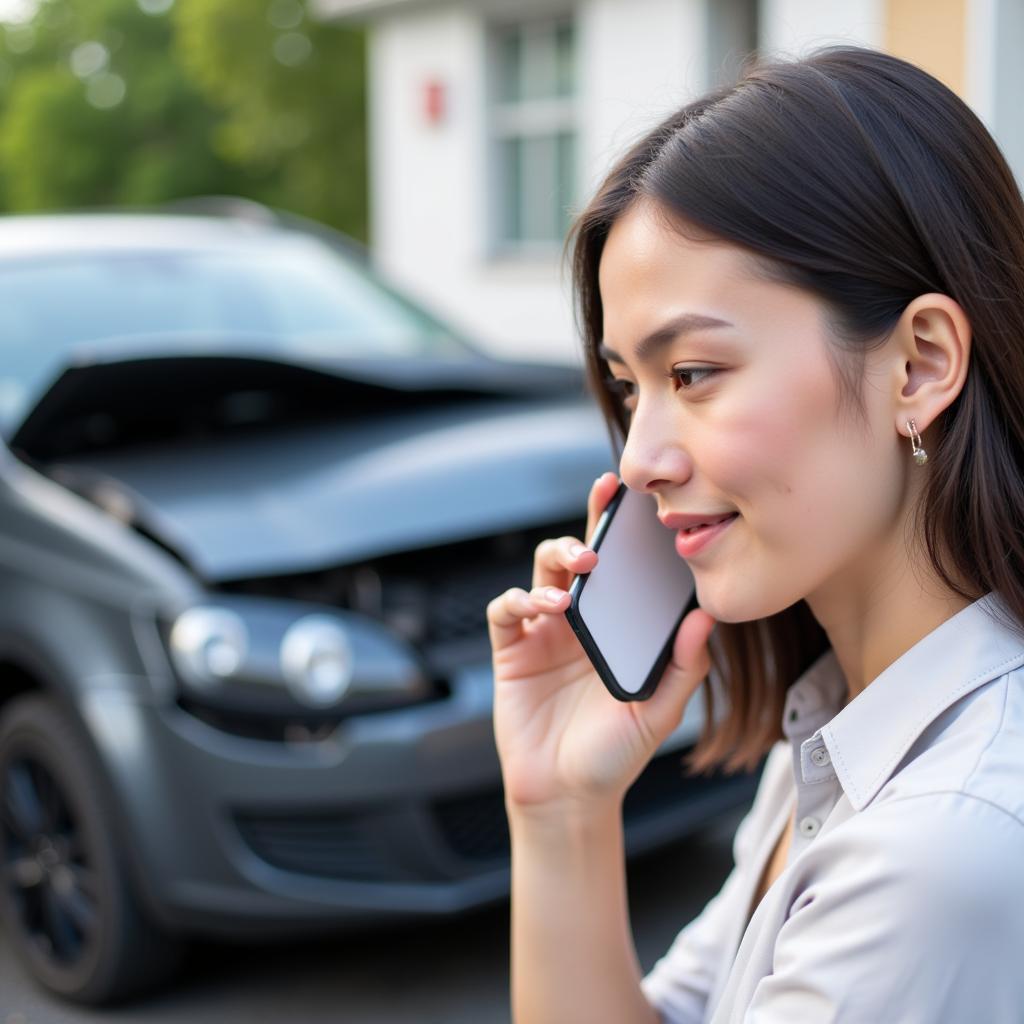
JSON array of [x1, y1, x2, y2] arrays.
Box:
[[174, 0, 367, 239], [0, 68, 112, 209], [0, 0, 367, 239]]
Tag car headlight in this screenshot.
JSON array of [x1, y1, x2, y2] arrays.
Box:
[[168, 607, 249, 691], [156, 596, 432, 718], [280, 615, 354, 707]]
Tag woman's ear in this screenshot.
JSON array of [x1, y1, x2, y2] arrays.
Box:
[[890, 292, 971, 439]]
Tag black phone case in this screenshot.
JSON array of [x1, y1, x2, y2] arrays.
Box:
[[565, 484, 702, 702]]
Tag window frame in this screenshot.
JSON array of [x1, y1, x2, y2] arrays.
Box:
[[484, 10, 579, 261]]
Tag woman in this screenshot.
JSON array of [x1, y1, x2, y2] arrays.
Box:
[[486, 45, 1024, 1023]]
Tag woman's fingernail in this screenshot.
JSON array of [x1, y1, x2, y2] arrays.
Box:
[[545, 587, 566, 603], [569, 542, 587, 557]]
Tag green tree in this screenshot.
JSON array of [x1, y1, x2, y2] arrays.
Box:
[[0, 0, 367, 240], [174, 0, 368, 240], [0, 0, 240, 210]]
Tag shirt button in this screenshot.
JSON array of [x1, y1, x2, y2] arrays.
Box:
[[799, 816, 821, 837], [811, 746, 831, 767]]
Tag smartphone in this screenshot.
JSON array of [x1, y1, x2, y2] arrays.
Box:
[[565, 481, 700, 701]]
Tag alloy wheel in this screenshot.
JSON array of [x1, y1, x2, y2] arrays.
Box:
[[1, 753, 100, 970]]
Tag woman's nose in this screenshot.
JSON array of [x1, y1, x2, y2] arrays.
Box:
[[618, 407, 693, 494]]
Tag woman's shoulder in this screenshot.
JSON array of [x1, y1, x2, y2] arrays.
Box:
[[756, 788, 1024, 1024], [804, 656, 1024, 897], [798, 787, 1024, 927], [876, 660, 1024, 823]]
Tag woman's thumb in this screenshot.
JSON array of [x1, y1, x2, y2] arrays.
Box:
[[646, 606, 716, 730]]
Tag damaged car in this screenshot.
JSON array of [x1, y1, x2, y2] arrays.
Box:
[[0, 202, 760, 1004]]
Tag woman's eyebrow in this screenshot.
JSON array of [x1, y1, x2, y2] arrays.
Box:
[[599, 312, 733, 364]]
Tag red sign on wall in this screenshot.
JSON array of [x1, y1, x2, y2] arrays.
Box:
[[423, 78, 446, 125]]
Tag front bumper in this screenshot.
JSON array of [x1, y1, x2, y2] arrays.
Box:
[[78, 666, 760, 938]]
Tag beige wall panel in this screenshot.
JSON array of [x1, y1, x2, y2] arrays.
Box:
[[886, 0, 967, 95]]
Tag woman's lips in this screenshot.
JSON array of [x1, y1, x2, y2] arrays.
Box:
[[674, 512, 739, 558]]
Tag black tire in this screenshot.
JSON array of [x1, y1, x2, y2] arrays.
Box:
[[0, 693, 183, 1005]]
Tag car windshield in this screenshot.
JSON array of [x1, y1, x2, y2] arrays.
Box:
[[0, 232, 470, 432]]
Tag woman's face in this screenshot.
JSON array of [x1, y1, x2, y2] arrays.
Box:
[[598, 198, 911, 624]]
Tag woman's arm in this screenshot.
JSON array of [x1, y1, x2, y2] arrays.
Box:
[[508, 799, 660, 1024], [487, 474, 716, 1024]]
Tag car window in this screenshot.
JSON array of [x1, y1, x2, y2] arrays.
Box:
[[0, 233, 470, 432]]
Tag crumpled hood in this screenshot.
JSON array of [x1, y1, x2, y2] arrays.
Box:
[[51, 398, 613, 581]]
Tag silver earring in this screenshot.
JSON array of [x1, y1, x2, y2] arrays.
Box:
[[908, 419, 928, 465]]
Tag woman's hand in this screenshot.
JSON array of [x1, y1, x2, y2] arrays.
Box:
[[487, 472, 718, 816]]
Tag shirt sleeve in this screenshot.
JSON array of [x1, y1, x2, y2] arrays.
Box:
[[742, 790, 1024, 1024], [641, 743, 790, 1024]]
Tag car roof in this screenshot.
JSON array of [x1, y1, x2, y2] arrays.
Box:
[[0, 210, 320, 260]]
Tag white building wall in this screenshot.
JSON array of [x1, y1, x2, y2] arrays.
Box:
[[966, 0, 1024, 187], [369, 6, 576, 364], [362, 0, 1021, 364], [578, 0, 707, 196], [368, 0, 712, 365], [368, 10, 495, 341], [759, 0, 885, 54]]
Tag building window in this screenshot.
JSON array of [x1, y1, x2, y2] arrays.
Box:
[[490, 16, 577, 254]]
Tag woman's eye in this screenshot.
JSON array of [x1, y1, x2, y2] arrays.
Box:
[[606, 368, 717, 408], [669, 366, 719, 391]]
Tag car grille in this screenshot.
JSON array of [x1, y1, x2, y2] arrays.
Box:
[[232, 751, 763, 883], [373, 561, 525, 648], [234, 811, 426, 883]]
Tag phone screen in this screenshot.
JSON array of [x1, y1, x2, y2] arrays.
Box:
[[565, 482, 699, 701]]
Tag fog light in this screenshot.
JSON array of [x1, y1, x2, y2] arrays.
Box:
[[169, 607, 248, 690], [280, 616, 353, 707]]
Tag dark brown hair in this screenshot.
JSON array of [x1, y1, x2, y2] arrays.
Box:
[[566, 45, 1024, 776]]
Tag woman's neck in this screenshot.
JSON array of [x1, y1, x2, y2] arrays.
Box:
[[808, 562, 978, 706]]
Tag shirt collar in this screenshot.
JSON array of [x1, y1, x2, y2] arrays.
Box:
[[781, 591, 1024, 812]]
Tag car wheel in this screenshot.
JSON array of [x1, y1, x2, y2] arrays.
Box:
[[0, 693, 182, 1005]]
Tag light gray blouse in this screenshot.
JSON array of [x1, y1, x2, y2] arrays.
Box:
[[640, 590, 1024, 1023]]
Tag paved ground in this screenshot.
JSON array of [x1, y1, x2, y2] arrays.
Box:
[[0, 805, 747, 1024]]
